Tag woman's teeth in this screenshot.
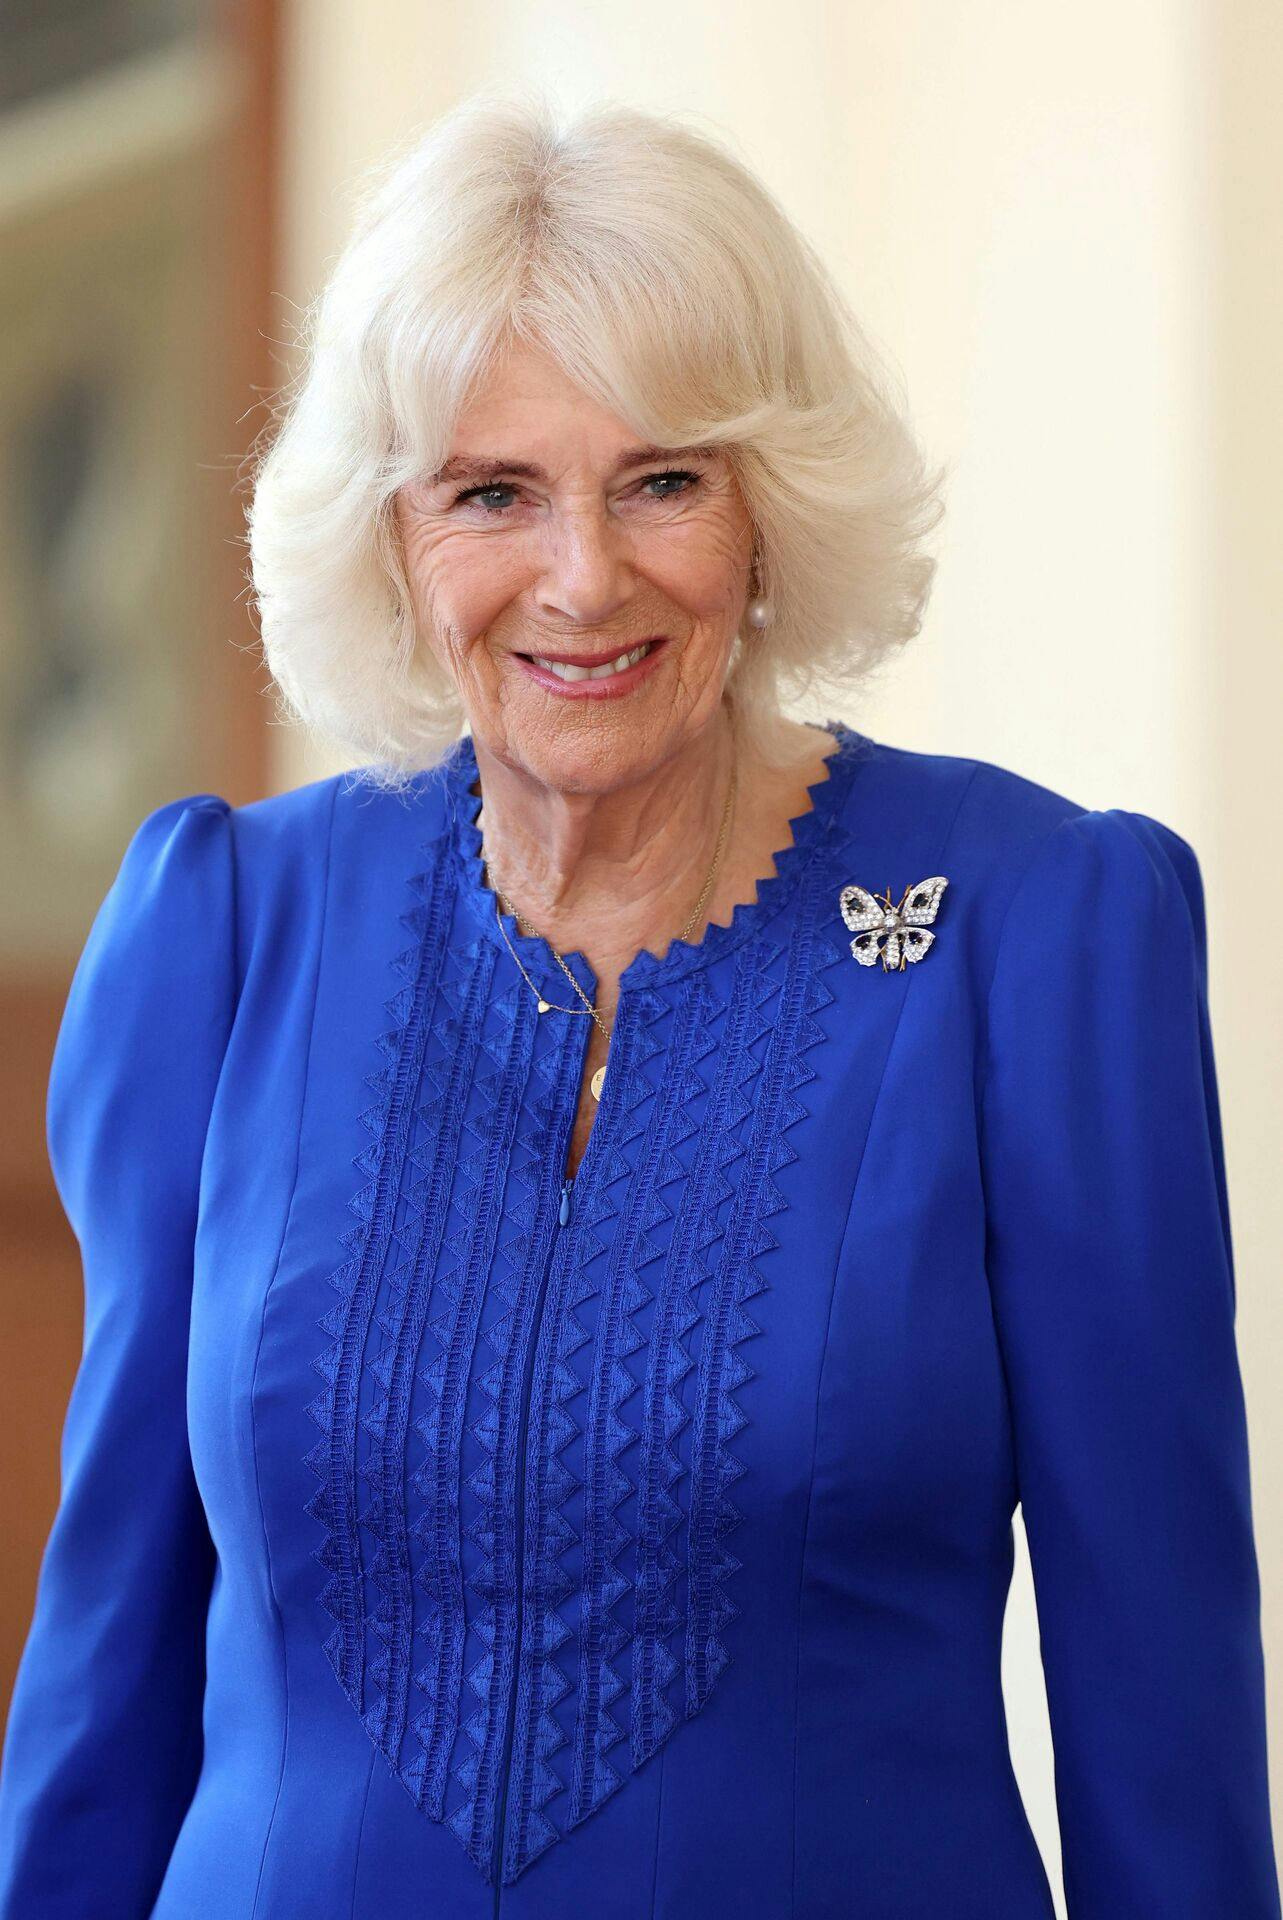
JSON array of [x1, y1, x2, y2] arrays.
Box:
[[531, 641, 655, 682]]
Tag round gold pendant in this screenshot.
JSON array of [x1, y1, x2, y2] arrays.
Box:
[[590, 1064, 607, 1101]]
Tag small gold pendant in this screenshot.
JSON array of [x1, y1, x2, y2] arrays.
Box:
[[537, 999, 551, 1013], [590, 1064, 606, 1101]]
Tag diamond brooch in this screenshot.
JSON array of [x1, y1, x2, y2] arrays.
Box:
[[839, 876, 949, 971]]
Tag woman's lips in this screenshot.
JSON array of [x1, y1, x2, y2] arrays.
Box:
[[514, 636, 669, 700]]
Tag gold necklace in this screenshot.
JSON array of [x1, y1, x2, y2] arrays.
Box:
[[479, 746, 738, 1103]]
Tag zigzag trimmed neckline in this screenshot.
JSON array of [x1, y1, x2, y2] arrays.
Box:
[[441, 716, 864, 993]]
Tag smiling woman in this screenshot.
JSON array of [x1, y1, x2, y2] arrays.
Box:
[[245, 93, 944, 781], [391, 342, 756, 776], [2, 90, 1278, 1920]]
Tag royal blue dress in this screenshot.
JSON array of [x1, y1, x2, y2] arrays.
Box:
[[0, 720, 1277, 1918]]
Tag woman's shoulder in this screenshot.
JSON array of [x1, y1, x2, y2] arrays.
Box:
[[170, 760, 455, 882], [849, 730, 1083, 852], [850, 729, 1198, 884], [842, 732, 1206, 988], [93, 768, 447, 1001]]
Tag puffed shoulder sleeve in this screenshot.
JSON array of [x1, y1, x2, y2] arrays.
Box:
[[979, 807, 1281, 1919], [0, 795, 236, 1919]]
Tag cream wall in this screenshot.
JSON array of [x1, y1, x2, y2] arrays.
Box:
[[272, 4, 1282, 1906]]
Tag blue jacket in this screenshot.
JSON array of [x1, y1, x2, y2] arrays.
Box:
[[0, 721, 1277, 1917]]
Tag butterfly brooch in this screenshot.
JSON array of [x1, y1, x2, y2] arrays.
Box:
[[839, 876, 949, 970]]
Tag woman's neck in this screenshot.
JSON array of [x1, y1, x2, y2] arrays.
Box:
[[470, 707, 833, 987]]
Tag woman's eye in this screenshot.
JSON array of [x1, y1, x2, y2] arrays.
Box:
[[641, 469, 700, 499], [450, 469, 700, 514], [454, 484, 517, 513]]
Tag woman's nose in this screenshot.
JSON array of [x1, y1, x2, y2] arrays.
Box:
[[534, 509, 634, 628]]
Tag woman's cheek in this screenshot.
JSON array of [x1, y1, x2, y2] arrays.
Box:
[[427, 543, 531, 651], [640, 512, 750, 620], [647, 551, 747, 626]]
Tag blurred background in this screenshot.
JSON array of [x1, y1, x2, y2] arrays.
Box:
[[1, 3, 1279, 1910]]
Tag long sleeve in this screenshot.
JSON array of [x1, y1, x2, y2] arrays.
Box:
[[978, 805, 1281, 1917], [0, 795, 237, 1918]]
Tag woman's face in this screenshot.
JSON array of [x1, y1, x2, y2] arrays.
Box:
[[394, 338, 755, 792]]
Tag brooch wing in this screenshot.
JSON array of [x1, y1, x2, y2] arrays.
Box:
[[899, 876, 948, 927], [838, 882, 885, 935], [838, 882, 888, 968]]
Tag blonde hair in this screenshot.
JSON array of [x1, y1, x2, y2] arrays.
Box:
[[246, 90, 946, 785]]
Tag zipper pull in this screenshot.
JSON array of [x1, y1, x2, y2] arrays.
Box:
[[558, 1178, 572, 1228]]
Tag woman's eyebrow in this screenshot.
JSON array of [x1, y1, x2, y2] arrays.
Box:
[[430, 444, 719, 485]]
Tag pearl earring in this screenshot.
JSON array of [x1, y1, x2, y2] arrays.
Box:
[[746, 594, 772, 630]]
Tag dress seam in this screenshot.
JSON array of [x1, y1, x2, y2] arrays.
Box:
[[347, 1748, 378, 1920], [788, 974, 912, 1918], [789, 757, 983, 1917], [647, 1739, 665, 1918], [249, 775, 340, 1920]]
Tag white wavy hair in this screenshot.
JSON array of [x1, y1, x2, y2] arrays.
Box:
[[246, 90, 947, 786]]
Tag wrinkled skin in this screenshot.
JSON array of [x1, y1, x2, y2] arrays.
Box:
[[394, 337, 834, 1003]]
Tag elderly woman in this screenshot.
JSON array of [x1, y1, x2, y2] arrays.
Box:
[[0, 96, 1277, 1920]]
